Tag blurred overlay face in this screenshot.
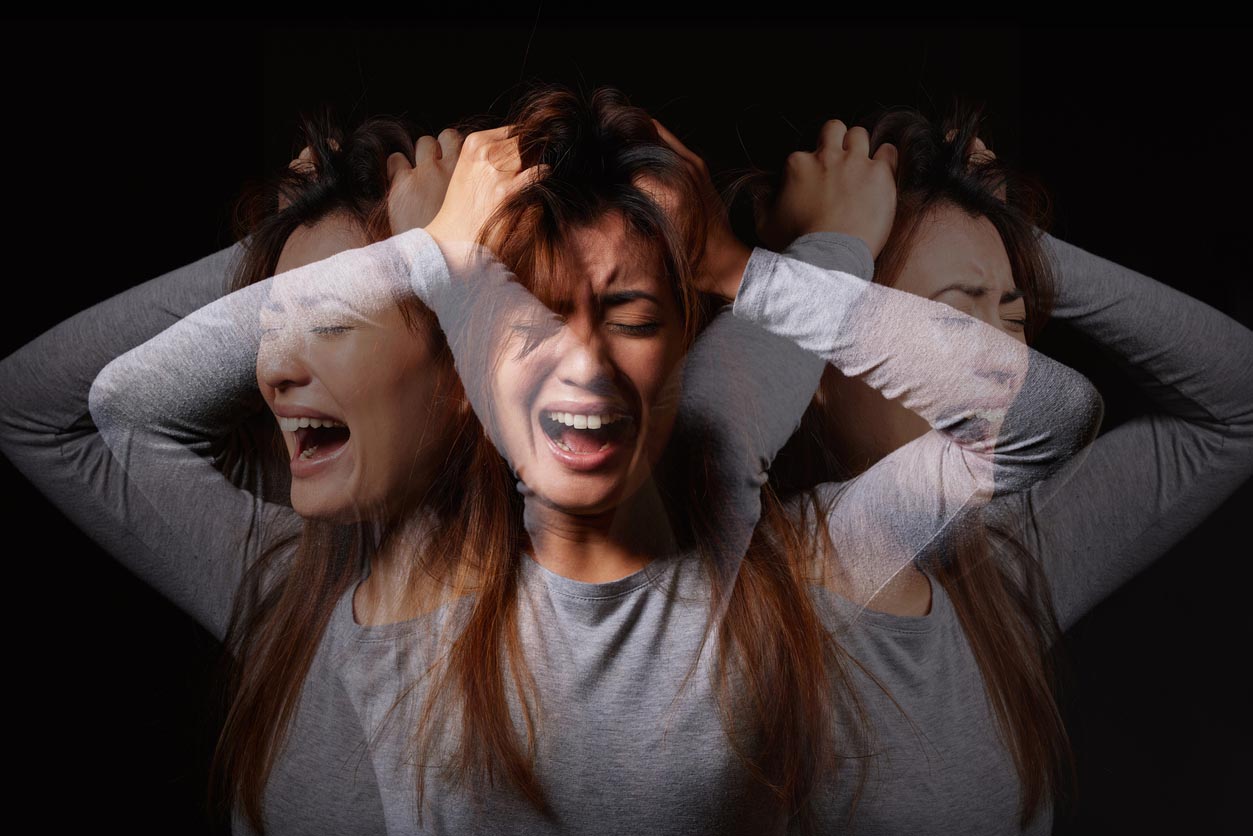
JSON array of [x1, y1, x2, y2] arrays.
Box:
[[491, 210, 687, 517], [822, 202, 1030, 465], [256, 212, 458, 522]]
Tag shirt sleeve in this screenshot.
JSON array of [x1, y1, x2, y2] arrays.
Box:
[[84, 228, 510, 643], [733, 240, 1106, 608], [0, 240, 297, 644], [982, 230, 1253, 632], [424, 228, 881, 608], [407, 228, 1104, 612], [673, 232, 874, 599]]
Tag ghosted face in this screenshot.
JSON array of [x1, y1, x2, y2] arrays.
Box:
[[822, 203, 1030, 463], [255, 213, 458, 522], [489, 211, 687, 516]]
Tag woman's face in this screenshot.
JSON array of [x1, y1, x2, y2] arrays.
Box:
[[823, 203, 1030, 464], [256, 213, 457, 522], [490, 211, 687, 516]]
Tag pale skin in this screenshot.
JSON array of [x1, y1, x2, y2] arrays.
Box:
[[413, 121, 898, 585], [256, 140, 462, 626]]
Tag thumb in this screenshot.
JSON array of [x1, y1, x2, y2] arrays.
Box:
[[873, 142, 899, 177], [386, 152, 412, 185]]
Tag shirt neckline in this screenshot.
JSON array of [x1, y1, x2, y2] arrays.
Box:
[[335, 550, 688, 643], [518, 550, 682, 600], [821, 567, 948, 635]]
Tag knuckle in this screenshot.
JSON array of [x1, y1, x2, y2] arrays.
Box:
[[785, 150, 811, 168]]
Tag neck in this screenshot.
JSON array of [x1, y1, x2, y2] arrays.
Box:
[[523, 475, 678, 583], [354, 506, 439, 626]]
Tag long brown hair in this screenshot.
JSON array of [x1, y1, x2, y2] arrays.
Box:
[[398, 82, 878, 833], [763, 101, 1080, 829], [210, 90, 881, 835], [206, 108, 494, 834]]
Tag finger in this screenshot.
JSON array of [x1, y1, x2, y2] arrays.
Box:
[[289, 145, 315, 171], [816, 119, 848, 156], [415, 135, 439, 161], [784, 148, 820, 179], [464, 124, 514, 155], [386, 151, 412, 184], [518, 163, 551, 189], [651, 118, 703, 169], [843, 125, 870, 156], [873, 142, 899, 177], [438, 127, 464, 163], [487, 134, 524, 174]]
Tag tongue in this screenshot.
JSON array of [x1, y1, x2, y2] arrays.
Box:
[[305, 434, 348, 459], [561, 427, 606, 454], [297, 425, 350, 459]]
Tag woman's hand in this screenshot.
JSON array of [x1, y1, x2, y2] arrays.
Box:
[[946, 129, 1006, 202], [758, 119, 898, 259], [386, 129, 464, 235], [423, 125, 548, 253], [649, 118, 752, 302], [278, 140, 340, 211]]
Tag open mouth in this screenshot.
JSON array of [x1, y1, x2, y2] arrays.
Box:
[[279, 416, 351, 462], [539, 410, 634, 454]]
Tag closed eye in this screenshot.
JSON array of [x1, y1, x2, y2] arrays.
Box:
[[310, 325, 353, 336], [608, 321, 661, 336], [510, 317, 564, 357]]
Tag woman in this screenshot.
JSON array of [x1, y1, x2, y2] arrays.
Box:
[[763, 104, 1253, 833], [0, 110, 489, 833], [6, 82, 1099, 833], [298, 84, 1097, 833]]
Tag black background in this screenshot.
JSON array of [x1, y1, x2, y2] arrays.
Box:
[[4, 14, 1250, 834]]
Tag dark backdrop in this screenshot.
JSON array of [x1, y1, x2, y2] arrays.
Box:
[[4, 15, 1249, 834]]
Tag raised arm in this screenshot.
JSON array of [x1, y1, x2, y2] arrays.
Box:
[[0, 240, 298, 640], [735, 235, 1105, 608], [689, 121, 1105, 610], [86, 247, 305, 643], [984, 230, 1253, 631]]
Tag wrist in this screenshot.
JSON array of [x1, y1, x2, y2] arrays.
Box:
[[714, 241, 752, 300]]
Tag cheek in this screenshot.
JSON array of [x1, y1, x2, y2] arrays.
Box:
[[621, 341, 683, 410], [497, 339, 556, 407]]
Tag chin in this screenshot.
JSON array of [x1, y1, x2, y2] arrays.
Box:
[[291, 492, 356, 523]]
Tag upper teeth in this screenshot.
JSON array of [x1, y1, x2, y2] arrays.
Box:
[[278, 416, 348, 432], [546, 412, 624, 430]]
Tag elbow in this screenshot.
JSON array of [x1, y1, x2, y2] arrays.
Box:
[[1061, 374, 1106, 458], [87, 360, 128, 437], [984, 372, 1105, 497]]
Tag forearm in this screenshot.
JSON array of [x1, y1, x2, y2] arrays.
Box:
[[732, 246, 1105, 499], [1041, 229, 1253, 432], [0, 242, 248, 576], [980, 231, 1253, 629]]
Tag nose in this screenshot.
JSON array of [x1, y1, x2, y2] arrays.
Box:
[[256, 327, 313, 395], [553, 319, 619, 393]]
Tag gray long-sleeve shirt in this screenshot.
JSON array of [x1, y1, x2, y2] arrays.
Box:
[[3, 221, 1231, 835]]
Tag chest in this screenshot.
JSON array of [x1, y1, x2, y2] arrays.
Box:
[[327, 576, 785, 836], [807, 591, 1053, 835]]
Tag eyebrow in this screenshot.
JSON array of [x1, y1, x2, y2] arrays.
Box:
[[261, 291, 355, 315], [929, 283, 1025, 304], [600, 289, 662, 307]]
